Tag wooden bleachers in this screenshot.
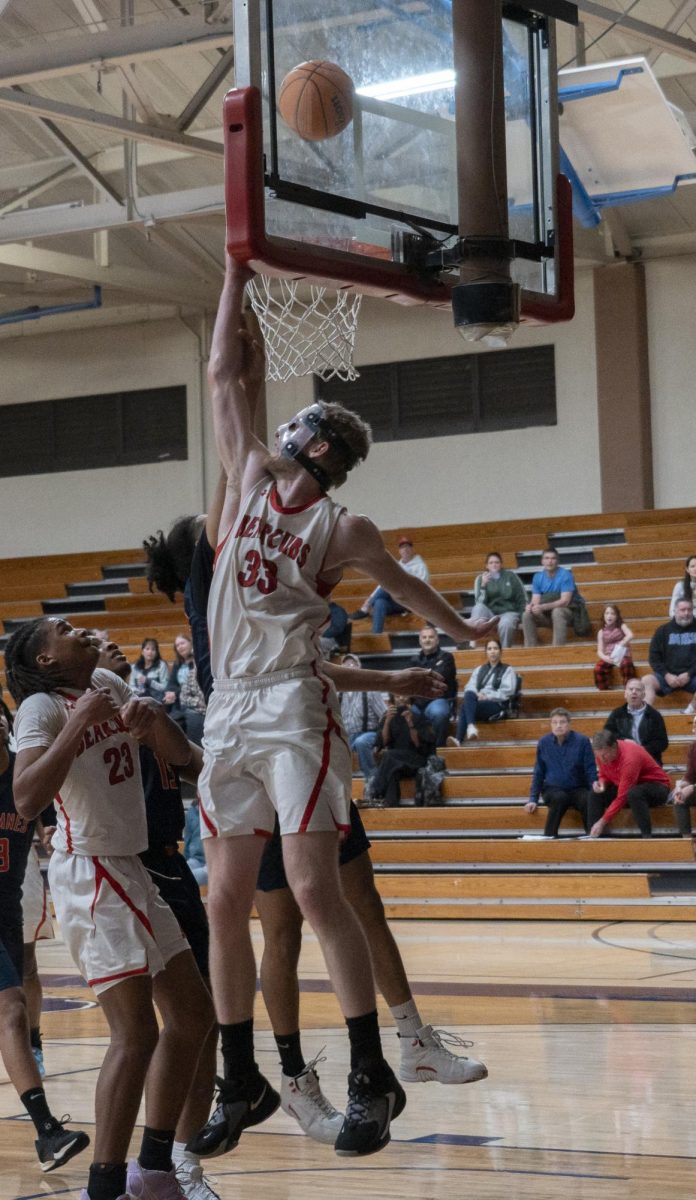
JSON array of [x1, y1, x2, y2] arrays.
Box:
[[1, 507, 696, 921]]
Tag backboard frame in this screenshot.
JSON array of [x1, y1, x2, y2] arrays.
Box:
[[227, 0, 575, 324]]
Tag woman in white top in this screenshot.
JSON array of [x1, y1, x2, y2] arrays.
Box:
[[669, 556, 696, 618], [448, 638, 519, 744]]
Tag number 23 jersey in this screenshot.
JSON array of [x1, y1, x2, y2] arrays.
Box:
[[13, 668, 147, 857], [209, 476, 345, 680]]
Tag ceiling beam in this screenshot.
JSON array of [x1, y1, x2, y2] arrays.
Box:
[[0, 184, 224, 243], [177, 47, 235, 131], [0, 15, 233, 88], [30, 114, 124, 206], [0, 243, 216, 306], [0, 164, 78, 215], [0, 88, 224, 158], [647, 0, 696, 65], [576, 1, 696, 62]]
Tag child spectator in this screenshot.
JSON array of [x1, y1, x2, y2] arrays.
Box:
[[669, 555, 696, 617], [594, 604, 636, 690]]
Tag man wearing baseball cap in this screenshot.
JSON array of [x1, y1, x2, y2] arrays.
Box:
[[351, 537, 431, 633]]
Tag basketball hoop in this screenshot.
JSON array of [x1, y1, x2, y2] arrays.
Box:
[[245, 275, 362, 383]]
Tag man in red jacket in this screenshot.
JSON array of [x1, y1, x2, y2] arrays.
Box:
[[588, 729, 671, 838]]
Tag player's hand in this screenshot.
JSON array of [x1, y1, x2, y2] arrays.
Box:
[[39, 825, 56, 855], [120, 696, 160, 740], [73, 687, 119, 728], [389, 668, 446, 699], [463, 615, 499, 641]]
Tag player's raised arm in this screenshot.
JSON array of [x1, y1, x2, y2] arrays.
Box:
[[326, 514, 498, 646], [208, 257, 268, 488]]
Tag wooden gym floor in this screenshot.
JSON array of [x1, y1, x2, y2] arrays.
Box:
[[2, 918, 696, 1199]]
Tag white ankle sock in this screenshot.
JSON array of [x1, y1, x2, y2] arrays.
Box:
[[391, 998, 423, 1039], [172, 1141, 199, 1167]]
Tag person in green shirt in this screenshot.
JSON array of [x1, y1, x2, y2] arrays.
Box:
[[469, 552, 527, 648]]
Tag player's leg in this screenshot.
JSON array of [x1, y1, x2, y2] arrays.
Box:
[[89, 975, 160, 1200], [255, 881, 343, 1145], [22, 942, 45, 1075], [124, 949, 216, 1197], [187, 833, 279, 1160], [281, 830, 406, 1156], [339, 849, 487, 1085]]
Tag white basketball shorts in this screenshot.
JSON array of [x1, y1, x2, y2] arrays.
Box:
[[48, 851, 189, 995], [21, 846, 55, 943], [198, 666, 352, 839]]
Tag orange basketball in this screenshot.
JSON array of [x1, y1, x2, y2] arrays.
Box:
[[277, 60, 354, 141]]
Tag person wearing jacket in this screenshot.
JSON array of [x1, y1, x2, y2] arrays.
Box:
[[448, 638, 519, 744], [643, 598, 696, 714], [365, 696, 436, 807], [469, 552, 526, 648], [525, 709, 596, 837], [588, 729, 671, 838], [408, 626, 458, 746], [604, 679, 669, 765]]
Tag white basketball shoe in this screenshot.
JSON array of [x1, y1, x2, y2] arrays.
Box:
[[399, 1025, 488, 1085]]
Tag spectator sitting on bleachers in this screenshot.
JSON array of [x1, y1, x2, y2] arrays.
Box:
[[524, 708, 595, 837], [408, 625, 457, 746], [129, 636, 169, 703], [364, 694, 436, 807], [184, 798, 207, 886], [604, 678, 668, 765], [338, 653, 387, 776], [319, 600, 350, 657], [588, 729, 671, 838], [469, 552, 526, 648], [164, 632, 195, 716], [643, 597, 696, 715], [447, 638, 519, 744], [594, 604, 636, 690], [669, 555, 696, 617], [350, 536, 430, 633], [671, 712, 696, 837], [521, 548, 576, 647]]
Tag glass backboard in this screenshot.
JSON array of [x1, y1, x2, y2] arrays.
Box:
[[227, 0, 576, 323]]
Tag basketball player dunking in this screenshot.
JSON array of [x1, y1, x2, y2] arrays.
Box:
[[196, 257, 498, 1158]]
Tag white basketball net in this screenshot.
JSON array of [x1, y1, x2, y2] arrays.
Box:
[[245, 275, 362, 383]]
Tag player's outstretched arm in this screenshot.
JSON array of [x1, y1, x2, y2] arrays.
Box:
[[326, 514, 498, 646], [324, 661, 446, 699], [208, 257, 267, 487]]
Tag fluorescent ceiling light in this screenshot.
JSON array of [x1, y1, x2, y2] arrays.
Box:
[[357, 69, 455, 101]]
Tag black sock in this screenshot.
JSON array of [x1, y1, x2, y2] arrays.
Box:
[[87, 1162, 128, 1200], [139, 1126, 174, 1173], [30, 1026, 43, 1050], [20, 1087, 53, 1134], [275, 1030, 306, 1077], [220, 1018, 256, 1081], [345, 1010, 384, 1073]]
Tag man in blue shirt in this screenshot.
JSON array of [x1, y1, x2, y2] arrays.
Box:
[[522, 548, 576, 646], [524, 708, 597, 836]]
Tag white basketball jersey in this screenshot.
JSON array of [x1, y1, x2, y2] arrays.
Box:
[[13, 668, 147, 857], [208, 475, 345, 679]]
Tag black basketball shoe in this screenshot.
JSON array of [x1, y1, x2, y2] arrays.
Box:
[[186, 1072, 280, 1159], [35, 1115, 90, 1172], [334, 1063, 406, 1157]]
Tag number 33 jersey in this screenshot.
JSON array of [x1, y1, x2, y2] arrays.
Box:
[[13, 668, 147, 857], [209, 476, 345, 680]]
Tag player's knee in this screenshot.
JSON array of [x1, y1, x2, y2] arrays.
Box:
[[348, 879, 386, 932], [260, 906, 303, 964], [289, 876, 335, 925], [0, 989, 30, 1038], [111, 1006, 159, 1059]]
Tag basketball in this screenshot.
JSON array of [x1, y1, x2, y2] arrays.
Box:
[[277, 60, 354, 141]]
